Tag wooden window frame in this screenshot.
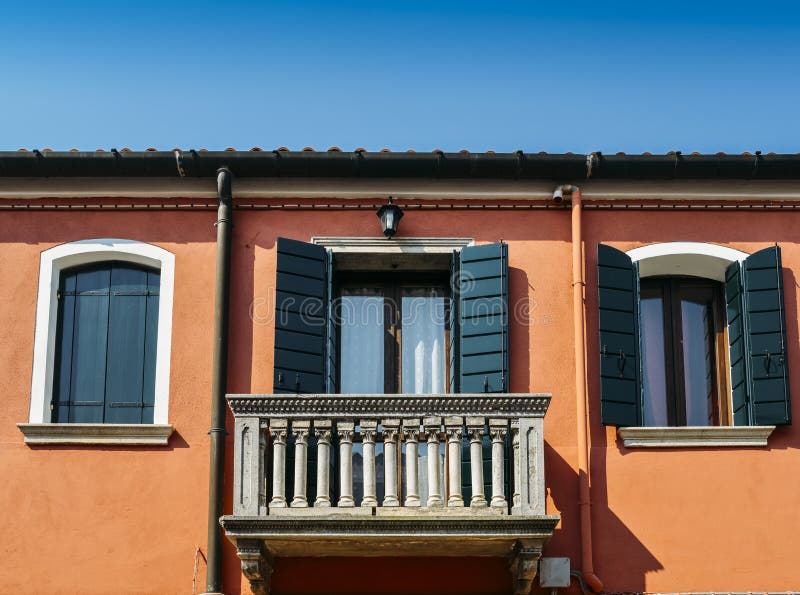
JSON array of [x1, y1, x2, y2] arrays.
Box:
[[337, 271, 451, 395], [640, 276, 731, 426]]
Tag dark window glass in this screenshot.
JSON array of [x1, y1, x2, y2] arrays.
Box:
[[52, 261, 160, 424], [639, 277, 727, 426]]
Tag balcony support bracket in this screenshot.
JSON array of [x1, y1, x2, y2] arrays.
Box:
[[236, 539, 273, 595], [509, 540, 542, 595]]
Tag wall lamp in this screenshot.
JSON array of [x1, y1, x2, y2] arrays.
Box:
[[376, 197, 404, 239]]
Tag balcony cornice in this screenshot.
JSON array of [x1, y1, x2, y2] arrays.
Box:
[[226, 393, 551, 419]]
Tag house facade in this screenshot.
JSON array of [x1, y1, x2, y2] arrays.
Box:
[[1, 149, 798, 594]]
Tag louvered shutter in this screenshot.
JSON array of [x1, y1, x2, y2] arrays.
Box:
[[456, 243, 509, 393], [597, 245, 641, 426], [725, 261, 750, 425], [273, 238, 330, 394], [325, 250, 338, 394], [742, 247, 791, 425], [449, 251, 460, 393]]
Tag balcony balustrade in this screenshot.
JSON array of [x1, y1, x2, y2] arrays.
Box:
[[221, 393, 559, 595]]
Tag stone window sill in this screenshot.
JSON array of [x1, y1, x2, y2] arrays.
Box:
[[617, 425, 775, 448], [17, 423, 174, 445]]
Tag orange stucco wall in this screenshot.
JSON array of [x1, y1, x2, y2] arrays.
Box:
[[1, 201, 799, 594]]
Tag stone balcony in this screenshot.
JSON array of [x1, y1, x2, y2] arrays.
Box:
[[221, 393, 559, 595]]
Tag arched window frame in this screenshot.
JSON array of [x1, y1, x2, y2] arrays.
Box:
[[28, 239, 174, 425], [627, 241, 748, 281]]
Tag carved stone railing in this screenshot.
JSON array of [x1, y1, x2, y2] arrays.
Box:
[[221, 393, 559, 595]]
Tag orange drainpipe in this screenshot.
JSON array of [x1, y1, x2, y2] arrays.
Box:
[[556, 184, 604, 592]]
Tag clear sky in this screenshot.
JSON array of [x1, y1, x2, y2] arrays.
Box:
[[2, 1, 798, 153]]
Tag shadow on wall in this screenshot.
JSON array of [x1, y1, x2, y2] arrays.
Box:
[[508, 267, 531, 392], [543, 442, 663, 595]]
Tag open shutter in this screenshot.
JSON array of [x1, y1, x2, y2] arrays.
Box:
[[449, 251, 460, 393], [325, 250, 338, 394], [597, 244, 641, 426], [725, 261, 750, 425], [456, 243, 509, 393], [742, 247, 791, 425], [274, 238, 329, 394]]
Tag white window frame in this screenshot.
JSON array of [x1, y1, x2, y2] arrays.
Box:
[[28, 239, 175, 425], [627, 241, 748, 281]]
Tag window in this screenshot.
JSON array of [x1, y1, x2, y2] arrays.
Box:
[[272, 237, 509, 396], [52, 261, 160, 424], [338, 275, 449, 394], [271, 237, 510, 505], [598, 243, 791, 429], [639, 278, 728, 426], [23, 239, 174, 442]]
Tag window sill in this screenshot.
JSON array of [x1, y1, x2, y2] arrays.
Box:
[[17, 423, 174, 445], [617, 425, 775, 448]]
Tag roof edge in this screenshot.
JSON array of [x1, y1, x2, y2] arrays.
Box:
[[1, 151, 799, 180]]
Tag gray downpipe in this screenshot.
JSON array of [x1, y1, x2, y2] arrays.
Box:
[[205, 167, 233, 594]]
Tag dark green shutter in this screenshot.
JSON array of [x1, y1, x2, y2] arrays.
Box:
[[52, 262, 158, 424], [273, 238, 330, 394], [725, 261, 750, 425], [325, 250, 338, 394], [597, 244, 641, 426], [105, 265, 159, 423], [449, 251, 460, 393], [742, 247, 791, 425], [456, 242, 509, 393]]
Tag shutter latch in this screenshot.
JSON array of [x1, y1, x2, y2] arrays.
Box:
[[617, 349, 627, 377]]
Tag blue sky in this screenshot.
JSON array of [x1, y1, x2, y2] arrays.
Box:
[[1, 1, 798, 153]]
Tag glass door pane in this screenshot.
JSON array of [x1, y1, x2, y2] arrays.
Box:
[[340, 290, 384, 393], [401, 289, 446, 394]]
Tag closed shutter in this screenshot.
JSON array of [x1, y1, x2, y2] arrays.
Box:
[[273, 238, 330, 394], [105, 265, 160, 423], [456, 242, 509, 393], [52, 262, 158, 423], [742, 247, 791, 425], [725, 261, 750, 425], [597, 245, 641, 426]]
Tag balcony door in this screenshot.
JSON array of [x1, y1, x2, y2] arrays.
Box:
[[338, 273, 450, 395]]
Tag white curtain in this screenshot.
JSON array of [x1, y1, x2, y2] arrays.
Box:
[[340, 296, 384, 393], [402, 296, 445, 394]]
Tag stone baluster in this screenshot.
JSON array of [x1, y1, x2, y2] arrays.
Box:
[[290, 421, 311, 507], [269, 419, 288, 508], [424, 417, 443, 507], [445, 417, 464, 507], [489, 418, 508, 509], [337, 420, 355, 507], [360, 420, 378, 507], [511, 419, 521, 512], [403, 419, 421, 507], [314, 420, 332, 507], [382, 419, 401, 507], [466, 417, 487, 508]]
